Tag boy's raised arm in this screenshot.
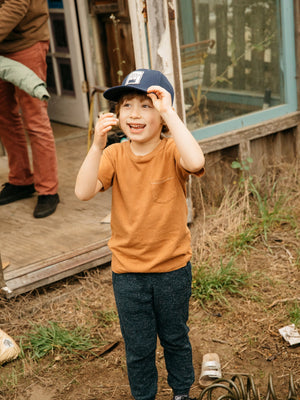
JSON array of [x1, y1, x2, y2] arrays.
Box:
[[75, 113, 118, 200], [147, 86, 205, 173]]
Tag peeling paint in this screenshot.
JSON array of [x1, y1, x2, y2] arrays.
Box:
[[158, 28, 173, 76]]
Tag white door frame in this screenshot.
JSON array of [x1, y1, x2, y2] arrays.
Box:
[[47, 0, 90, 128]]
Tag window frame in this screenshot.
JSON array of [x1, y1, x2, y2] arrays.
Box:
[[179, 0, 297, 141]]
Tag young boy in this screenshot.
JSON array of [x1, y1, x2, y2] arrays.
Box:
[[75, 69, 205, 400]]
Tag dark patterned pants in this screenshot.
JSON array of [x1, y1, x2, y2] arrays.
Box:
[[112, 262, 194, 400]]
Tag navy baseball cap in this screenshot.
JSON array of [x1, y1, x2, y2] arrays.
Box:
[[103, 69, 174, 103]]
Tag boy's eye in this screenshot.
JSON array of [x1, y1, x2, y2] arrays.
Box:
[[142, 103, 152, 108]]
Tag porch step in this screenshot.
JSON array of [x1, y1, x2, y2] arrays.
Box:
[[2, 239, 111, 298]]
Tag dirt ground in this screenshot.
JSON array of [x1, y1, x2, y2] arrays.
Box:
[[0, 164, 299, 400]]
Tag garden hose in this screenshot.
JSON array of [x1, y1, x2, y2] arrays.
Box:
[[198, 373, 298, 400]]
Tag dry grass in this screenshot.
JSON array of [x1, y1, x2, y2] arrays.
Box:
[[191, 161, 299, 267]]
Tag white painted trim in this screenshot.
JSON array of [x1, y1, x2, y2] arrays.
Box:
[[76, 0, 108, 120], [47, 0, 90, 127], [76, 0, 96, 90], [168, 0, 186, 122], [128, 0, 150, 68]]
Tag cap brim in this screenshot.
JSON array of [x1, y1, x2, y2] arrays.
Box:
[[103, 86, 148, 102]]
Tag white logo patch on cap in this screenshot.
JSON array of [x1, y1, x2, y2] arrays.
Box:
[[125, 70, 144, 86]]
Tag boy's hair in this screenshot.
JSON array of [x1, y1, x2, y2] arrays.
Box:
[[115, 91, 170, 135]]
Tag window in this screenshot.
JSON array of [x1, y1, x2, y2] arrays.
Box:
[[47, 6, 76, 97], [176, 0, 297, 140]]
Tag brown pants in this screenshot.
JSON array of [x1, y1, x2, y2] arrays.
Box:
[[0, 41, 58, 195]]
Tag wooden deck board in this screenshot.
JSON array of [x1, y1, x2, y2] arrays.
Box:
[[0, 123, 112, 297]]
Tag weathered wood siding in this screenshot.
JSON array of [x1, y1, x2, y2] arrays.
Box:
[[193, 113, 300, 207]]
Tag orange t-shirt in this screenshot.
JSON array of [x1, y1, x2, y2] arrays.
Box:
[[98, 137, 204, 274]]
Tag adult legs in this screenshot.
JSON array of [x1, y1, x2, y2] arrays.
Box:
[[0, 41, 58, 194], [0, 75, 33, 186]]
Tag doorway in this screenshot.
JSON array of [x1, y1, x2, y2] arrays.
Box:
[[91, 0, 136, 89], [46, 0, 90, 128]]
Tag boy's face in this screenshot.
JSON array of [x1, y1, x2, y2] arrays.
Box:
[[118, 94, 163, 145]]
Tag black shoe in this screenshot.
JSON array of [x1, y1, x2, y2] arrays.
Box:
[[33, 194, 60, 218], [0, 182, 35, 205]]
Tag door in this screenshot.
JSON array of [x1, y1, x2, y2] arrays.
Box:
[[90, 0, 136, 88], [46, 0, 89, 128]]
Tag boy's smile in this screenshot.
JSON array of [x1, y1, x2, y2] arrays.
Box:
[[119, 94, 163, 154], [127, 122, 146, 133]]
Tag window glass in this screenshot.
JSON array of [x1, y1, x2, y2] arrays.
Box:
[[50, 13, 69, 53], [57, 58, 75, 95], [177, 0, 283, 132], [46, 56, 57, 94], [47, 0, 64, 9]]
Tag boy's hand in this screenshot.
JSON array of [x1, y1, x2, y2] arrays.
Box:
[[94, 113, 118, 150], [147, 85, 172, 114]]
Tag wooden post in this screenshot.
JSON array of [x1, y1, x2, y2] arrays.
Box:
[[216, 3, 228, 86], [141, 0, 185, 120], [198, 2, 210, 86], [127, 0, 150, 68], [293, 0, 300, 157], [145, 0, 170, 71], [232, 0, 246, 90], [167, 0, 185, 121], [239, 140, 251, 163], [294, 125, 300, 157], [250, 5, 265, 91]]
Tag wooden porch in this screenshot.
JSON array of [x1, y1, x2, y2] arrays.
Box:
[[0, 123, 112, 298]]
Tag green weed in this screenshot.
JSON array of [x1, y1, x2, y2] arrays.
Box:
[[20, 321, 99, 360], [249, 182, 295, 240], [95, 309, 118, 328], [231, 158, 253, 175], [288, 302, 300, 328], [192, 258, 249, 306], [231, 159, 296, 247], [0, 367, 18, 391], [226, 223, 259, 255]]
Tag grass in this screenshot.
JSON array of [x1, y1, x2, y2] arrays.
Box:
[[191, 161, 299, 308], [19, 321, 99, 360], [228, 159, 297, 253], [94, 309, 118, 328], [249, 182, 296, 240], [0, 367, 18, 391], [288, 302, 300, 328], [192, 257, 250, 305], [225, 191, 295, 255], [226, 223, 258, 255]]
